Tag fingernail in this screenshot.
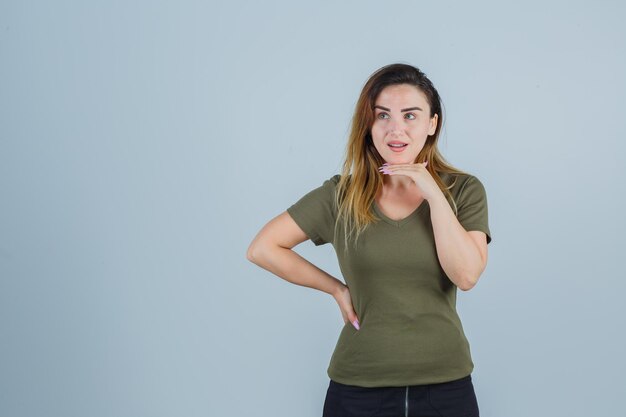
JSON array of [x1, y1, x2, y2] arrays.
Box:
[[382, 163, 389, 166], [352, 319, 360, 330]]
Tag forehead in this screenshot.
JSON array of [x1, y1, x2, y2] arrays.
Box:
[[375, 84, 429, 107]]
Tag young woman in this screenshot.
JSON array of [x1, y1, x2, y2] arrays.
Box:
[[247, 63, 491, 417]]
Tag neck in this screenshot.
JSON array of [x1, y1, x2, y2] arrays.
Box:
[[383, 175, 416, 190]]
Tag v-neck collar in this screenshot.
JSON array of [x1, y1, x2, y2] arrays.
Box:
[[372, 199, 429, 227]]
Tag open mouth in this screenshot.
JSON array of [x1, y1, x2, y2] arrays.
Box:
[[388, 142, 408, 152]]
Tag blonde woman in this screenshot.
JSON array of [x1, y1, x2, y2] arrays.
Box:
[[247, 63, 491, 417]]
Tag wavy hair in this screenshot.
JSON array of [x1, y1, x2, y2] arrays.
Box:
[[333, 63, 469, 251]]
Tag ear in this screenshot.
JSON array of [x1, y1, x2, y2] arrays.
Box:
[[428, 114, 438, 135]]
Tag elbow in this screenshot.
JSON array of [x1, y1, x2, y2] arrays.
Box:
[[459, 260, 486, 291], [247, 241, 276, 265], [246, 243, 261, 264], [458, 281, 475, 291], [458, 273, 478, 291]]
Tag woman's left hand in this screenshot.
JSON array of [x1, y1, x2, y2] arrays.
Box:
[[378, 161, 440, 201]]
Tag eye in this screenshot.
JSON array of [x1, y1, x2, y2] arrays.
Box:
[[377, 112, 389, 119], [405, 113, 416, 120]]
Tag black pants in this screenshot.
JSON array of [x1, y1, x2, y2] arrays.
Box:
[[322, 374, 479, 417]]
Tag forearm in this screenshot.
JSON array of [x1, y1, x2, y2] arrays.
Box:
[[248, 244, 345, 296], [428, 192, 484, 290]]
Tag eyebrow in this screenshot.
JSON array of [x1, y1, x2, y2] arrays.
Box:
[[374, 105, 423, 112]]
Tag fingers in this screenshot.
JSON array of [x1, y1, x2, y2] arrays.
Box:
[[378, 161, 427, 172], [342, 307, 359, 330], [341, 313, 359, 330], [338, 287, 360, 330], [347, 311, 360, 330], [378, 166, 425, 175]]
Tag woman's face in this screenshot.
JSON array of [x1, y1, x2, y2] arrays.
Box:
[[371, 84, 438, 164]]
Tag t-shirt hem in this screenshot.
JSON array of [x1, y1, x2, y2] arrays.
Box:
[[462, 223, 492, 244], [327, 369, 474, 388], [286, 206, 325, 245]]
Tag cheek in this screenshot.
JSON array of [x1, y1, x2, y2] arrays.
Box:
[[371, 122, 386, 137], [410, 121, 430, 135]]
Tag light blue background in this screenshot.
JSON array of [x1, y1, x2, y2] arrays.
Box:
[[1, 1, 625, 416]]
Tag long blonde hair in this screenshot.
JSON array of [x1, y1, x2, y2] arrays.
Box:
[[333, 63, 469, 251]]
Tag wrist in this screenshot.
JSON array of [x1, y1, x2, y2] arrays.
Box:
[[331, 280, 348, 299], [427, 189, 449, 209]]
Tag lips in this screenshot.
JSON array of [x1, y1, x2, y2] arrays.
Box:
[[387, 141, 408, 152]]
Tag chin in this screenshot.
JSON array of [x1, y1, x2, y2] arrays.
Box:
[[387, 155, 418, 163]]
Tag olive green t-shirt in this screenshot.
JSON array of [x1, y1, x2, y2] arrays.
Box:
[[286, 172, 492, 388]]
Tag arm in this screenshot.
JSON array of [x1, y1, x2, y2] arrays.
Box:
[[246, 211, 345, 297], [427, 192, 488, 291], [247, 211, 360, 329]]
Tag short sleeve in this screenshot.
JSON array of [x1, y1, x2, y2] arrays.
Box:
[[286, 175, 339, 246], [456, 175, 492, 244]]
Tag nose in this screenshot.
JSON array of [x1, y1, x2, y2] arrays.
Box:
[[388, 119, 405, 135]]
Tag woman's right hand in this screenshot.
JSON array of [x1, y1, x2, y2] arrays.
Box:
[[333, 283, 360, 330]]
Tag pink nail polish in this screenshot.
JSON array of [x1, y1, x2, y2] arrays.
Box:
[[352, 319, 360, 330]]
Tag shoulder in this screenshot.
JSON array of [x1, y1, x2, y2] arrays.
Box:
[[320, 173, 343, 192], [437, 171, 487, 198], [327, 173, 342, 185], [437, 170, 474, 188]]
